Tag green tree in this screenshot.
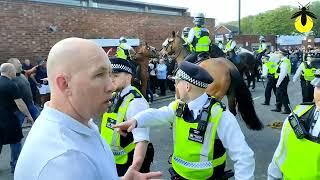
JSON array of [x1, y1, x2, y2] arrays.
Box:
[[223, 2, 320, 36]]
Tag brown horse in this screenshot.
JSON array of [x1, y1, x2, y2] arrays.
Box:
[[160, 31, 263, 130], [134, 42, 158, 97]]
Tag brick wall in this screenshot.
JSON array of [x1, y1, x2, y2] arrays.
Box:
[[0, 0, 215, 64]]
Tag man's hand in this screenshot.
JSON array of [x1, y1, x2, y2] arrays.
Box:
[[113, 119, 137, 136], [276, 82, 280, 88], [121, 165, 162, 180]]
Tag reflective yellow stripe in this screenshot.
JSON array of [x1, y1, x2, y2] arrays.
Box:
[[213, 152, 226, 166], [124, 142, 135, 153]]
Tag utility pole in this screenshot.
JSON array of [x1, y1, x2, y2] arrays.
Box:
[[238, 0, 241, 35]]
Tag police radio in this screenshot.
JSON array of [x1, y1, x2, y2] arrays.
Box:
[[288, 104, 307, 139]]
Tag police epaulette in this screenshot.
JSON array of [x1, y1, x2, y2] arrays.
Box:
[[300, 102, 315, 105], [218, 101, 226, 111], [209, 97, 226, 111], [129, 90, 142, 98]]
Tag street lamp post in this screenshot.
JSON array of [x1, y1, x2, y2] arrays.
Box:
[[238, 0, 241, 35]]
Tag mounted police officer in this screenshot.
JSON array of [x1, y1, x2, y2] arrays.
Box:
[[100, 58, 154, 176], [293, 53, 317, 102], [114, 61, 255, 180], [256, 36, 268, 65], [224, 33, 237, 62], [116, 37, 136, 61], [184, 13, 211, 63], [182, 27, 193, 52], [217, 40, 224, 50], [261, 54, 279, 105], [268, 69, 320, 180], [271, 49, 291, 114]]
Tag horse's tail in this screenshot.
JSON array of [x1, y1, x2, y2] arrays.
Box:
[[230, 67, 263, 130]]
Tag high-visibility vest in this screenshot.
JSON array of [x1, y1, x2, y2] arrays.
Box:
[[192, 27, 211, 53], [225, 40, 235, 52], [265, 61, 277, 75], [100, 87, 142, 164], [275, 58, 291, 79], [171, 98, 226, 179], [183, 37, 194, 52], [275, 104, 320, 179], [256, 43, 267, 53], [116, 43, 129, 60], [302, 62, 316, 81]]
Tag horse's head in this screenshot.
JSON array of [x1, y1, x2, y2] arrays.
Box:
[[137, 42, 158, 58], [160, 31, 184, 59]]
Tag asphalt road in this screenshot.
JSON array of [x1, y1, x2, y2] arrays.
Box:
[[0, 78, 302, 180]]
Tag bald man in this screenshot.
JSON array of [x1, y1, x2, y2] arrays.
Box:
[[0, 63, 34, 173], [14, 38, 161, 180]]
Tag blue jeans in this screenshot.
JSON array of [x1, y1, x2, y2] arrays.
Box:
[[15, 103, 40, 124], [10, 143, 21, 172], [10, 104, 39, 172]]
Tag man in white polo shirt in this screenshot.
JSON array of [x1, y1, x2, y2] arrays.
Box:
[[14, 38, 161, 180]]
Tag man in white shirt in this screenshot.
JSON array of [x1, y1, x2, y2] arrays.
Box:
[[14, 37, 161, 180], [115, 61, 255, 180], [268, 69, 320, 180]]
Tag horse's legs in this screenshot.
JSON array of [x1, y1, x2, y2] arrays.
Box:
[[245, 71, 251, 88]]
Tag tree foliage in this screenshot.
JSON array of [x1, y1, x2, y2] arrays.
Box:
[[221, 2, 320, 36]]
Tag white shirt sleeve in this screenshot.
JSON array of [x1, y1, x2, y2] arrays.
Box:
[[127, 98, 150, 143], [217, 110, 255, 180], [187, 28, 195, 44], [267, 119, 288, 180], [134, 102, 176, 128], [262, 64, 268, 77], [38, 150, 101, 180], [276, 62, 288, 86], [293, 63, 303, 83], [262, 43, 267, 51], [231, 41, 236, 50]]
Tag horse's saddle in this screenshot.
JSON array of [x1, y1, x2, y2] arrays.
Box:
[[195, 52, 211, 63]]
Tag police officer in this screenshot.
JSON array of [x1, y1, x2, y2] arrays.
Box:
[[224, 33, 237, 62], [268, 69, 320, 180], [271, 49, 291, 114], [256, 36, 268, 64], [184, 13, 211, 63], [261, 54, 279, 105], [116, 37, 136, 61], [293, 53, 317, 102], [217, 40, 224, 50], [181, 27, 192, 52], [115, 61, 255, 180], [100, 58, 154, 176]]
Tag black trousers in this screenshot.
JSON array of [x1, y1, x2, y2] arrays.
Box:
[[184, 52, 198, 63], [275, 76, 290, 111], [300, 78, 314, 103], [157, 79, 167, 96], [150, 75, 157, 93], [264, 76, 277, 104], [116, 143, 154, 176]]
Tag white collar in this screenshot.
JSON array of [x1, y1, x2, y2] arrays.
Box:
[[188, 93, 208, 110], [119, 85, 133, 97]]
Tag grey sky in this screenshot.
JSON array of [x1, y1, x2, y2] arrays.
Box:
[[139, 0, 318, 24]]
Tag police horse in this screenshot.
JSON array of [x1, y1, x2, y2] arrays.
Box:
[[161, 31, 263, 130]]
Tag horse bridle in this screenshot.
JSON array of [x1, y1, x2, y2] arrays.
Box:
[[164, 38, 186, 61]]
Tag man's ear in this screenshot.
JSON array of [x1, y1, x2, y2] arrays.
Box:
[[186, 82, 192, 92], [56, 73, 71, 96]]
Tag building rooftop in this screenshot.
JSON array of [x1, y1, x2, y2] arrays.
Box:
[[29, 0, 188, 16]]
